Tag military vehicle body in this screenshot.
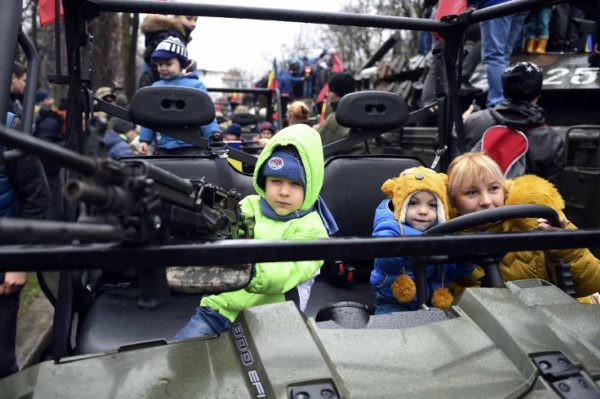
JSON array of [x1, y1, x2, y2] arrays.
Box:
[[0, 0, 600, 398]]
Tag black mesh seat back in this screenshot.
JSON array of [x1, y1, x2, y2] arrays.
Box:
[[321, 156, 422, 238]]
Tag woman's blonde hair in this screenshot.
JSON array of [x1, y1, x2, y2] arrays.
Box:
[[286, 101, 310, 125], [447, 152, 505, 199]]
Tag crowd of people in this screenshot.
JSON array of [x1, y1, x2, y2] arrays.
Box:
[[1, 4, 600, 379]]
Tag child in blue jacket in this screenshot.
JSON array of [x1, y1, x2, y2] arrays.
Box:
[[138, 36, 220, 156], [370, 167, 475, 314]]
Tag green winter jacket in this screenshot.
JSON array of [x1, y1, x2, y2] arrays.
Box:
[[201, 124, 329, 321]]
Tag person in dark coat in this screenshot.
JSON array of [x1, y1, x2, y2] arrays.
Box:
[[0, 112, 49, 379], [34, 88, 65, 220], [463, 62, 565, 184], [8, 62, 26, 116], [316, 73, 365, 156]]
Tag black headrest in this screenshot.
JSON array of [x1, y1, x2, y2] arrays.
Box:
[[321, 156, 421, 237], [130, 86, 215, 128], [231, 113, 257, 127], [336, 91, 409, 130]]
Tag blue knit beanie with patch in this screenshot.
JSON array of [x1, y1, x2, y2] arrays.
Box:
[[260, 147, 305, 188], [152, 36, 189, 67]]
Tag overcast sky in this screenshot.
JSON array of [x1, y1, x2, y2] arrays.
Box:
[[186, 0, 346, 79]]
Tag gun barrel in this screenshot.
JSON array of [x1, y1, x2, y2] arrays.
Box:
[[123, 160, 194, 194], [64, 180, 135, 212], [0, 123, 97, 175], [0, 217, 126, 243]]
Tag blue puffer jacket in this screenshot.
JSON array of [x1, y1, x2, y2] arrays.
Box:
[[370, 199, 474, 311], [139, 76, 220, 149], [0, 113, 18, 217], [104, 131, 133, 159]]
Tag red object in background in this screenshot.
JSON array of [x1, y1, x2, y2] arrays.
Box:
[[39, 0, 64, 27], [433, 0, 466, 40], [480, 125, 528, 175], [330, 53, 345, 73], [316, 84, 329, 104]]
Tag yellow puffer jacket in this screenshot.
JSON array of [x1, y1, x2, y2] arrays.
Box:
[[484, 175, 600, 298]]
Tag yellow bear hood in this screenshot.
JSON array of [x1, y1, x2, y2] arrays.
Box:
[[381, 166, 450, 224]]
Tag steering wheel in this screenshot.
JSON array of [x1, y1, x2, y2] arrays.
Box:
[[426, 204, 559, 235], [424, 205, 560, 288]]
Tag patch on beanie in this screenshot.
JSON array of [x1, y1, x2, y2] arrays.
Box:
[[268, 157, 285, 170]]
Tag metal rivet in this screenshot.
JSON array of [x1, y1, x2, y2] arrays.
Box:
[[415, 174, 424, 180]]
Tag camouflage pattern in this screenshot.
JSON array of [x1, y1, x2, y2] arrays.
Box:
[[166, 264, 253, 294]]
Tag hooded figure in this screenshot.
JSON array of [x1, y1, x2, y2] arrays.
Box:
[[175, 125, 338, 339], [464, 62, 565, 184], [370, 167, 476, 313]]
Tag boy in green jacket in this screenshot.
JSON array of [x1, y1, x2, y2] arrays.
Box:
[[175, 124, 338, 339]]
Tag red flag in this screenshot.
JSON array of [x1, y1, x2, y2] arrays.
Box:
[[433, 0, 466, 40], [39, 0, 64, 27]]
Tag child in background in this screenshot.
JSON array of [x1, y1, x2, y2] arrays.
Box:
[[524, 7, 552, 53], [138, 36, 219, 156], [222, 123, 242, 141], [286, 100, 311, 125], [255, 121, 275, 148], [371, 167, 476, 314], [174, 124, 338, 339]]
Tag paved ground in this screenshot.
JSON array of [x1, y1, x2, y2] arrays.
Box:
[[16, 292, 53, 369]]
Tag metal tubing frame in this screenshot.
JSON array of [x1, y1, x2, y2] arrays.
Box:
[[87, 0, 557, 32], [0, 229, 598, 271], [18, 30, 40, 135]]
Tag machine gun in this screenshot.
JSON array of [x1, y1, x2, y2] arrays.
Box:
[[0, 97, 251, 246], [0, 96, 254, 314]]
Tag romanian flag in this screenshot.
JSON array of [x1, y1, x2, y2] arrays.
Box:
[[39, 0, 64, 27], [267, 59, 278, 90]]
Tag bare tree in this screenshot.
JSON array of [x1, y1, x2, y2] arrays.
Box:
[[89, 12, 121, 89], [121, 12, 139, 101], [322, 0, 421, 72]]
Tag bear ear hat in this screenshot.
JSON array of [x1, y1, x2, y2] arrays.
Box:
[[381, 177, 398, 199], [438, 172, 448, 186]]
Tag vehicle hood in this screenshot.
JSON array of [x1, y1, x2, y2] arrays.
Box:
[[4, 281, 600, 398]]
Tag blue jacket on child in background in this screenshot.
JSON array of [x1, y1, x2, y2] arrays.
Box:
[[139, 76, 220, 149]]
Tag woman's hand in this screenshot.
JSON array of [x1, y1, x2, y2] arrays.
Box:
[[537, 217, 568, 231]]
